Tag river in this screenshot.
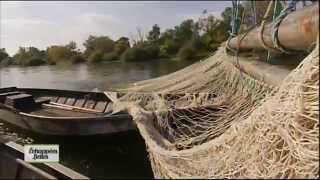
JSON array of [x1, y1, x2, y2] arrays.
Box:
[[0, 59, 194, 90], [0, 59, 196, 178]]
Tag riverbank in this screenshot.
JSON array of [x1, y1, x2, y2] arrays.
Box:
[[0, 52, 208, 68]]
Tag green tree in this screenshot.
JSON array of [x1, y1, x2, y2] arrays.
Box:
[[88, 50, 103, 63], [158, 29, 180, 56], [147, 24, 161, 44], [197, 12, 230, 51], [46, 41, 84, 64], [114, 37, 130, 56], [65, 41, 78, 55], [83, 35, 115, 57], [102, 52, 118, 61], [175, 19, 198, 45], [121, 42, 159, 62], [221, 7, 233, 26], [157, 20, 199, 57], [46, 45, 72, 64], [0, 48, 9, 62], [13, 47, 46, 66], [66, 41, 77, 51]]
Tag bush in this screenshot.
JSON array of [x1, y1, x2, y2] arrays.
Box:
[[26, 57, 46, 66], [177, 41, 197, 60], [102, 52, 119, 61], [164, 39, 180, 55], [121, 47, 142, 61], [71, 54, 86, 64], [159, 45, 169, 58], [144, 45, 160, 59], [17, 57, 46, 66], [121, 44, 159, 62], [47, 61, 56, 65], [88, 50, 103, 63], [0, 57, 16, 66]]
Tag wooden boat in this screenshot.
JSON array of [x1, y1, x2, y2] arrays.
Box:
[[0, 87, 135, 136], [0, 139, 89, 179]]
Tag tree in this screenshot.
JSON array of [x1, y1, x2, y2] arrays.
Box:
[[0, 48, 9, 62], [88, 50, 103, 63], [114, 37, 130, 55], [121, 42, 159, 62], [175, 19, 198, 45], [66, 41, 77, 52], [47, 45, 72, 64], [159, 38, 180, 56], [83, 35, 115, 57], [221, 7, 233, 26], [198, 14, 220, 34], [13, 47, 46, 66], [156, 19, 199, 57], [158, 29, 179, 56], [136, 27, 146, 45], [129, 27, 147, 47], [46, 41, 85, 64], [197, 13, 230, 51], [147, 24, 161, 44]]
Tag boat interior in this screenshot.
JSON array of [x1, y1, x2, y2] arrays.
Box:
[[0, 87, 115, 118]]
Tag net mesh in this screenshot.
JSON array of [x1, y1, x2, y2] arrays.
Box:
[[109, 40, 319, 178]]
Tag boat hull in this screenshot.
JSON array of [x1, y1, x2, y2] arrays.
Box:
[[0, 108, 136, 136]]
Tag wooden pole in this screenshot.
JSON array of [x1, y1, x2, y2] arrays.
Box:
[[228, 3, 319, 52]]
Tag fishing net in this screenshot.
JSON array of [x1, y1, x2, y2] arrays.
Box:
[[108, 39, 319, 178]]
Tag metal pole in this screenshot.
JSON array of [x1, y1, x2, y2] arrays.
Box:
[[228, 3, 319, 53]]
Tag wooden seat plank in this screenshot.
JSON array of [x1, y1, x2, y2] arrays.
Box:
[[94, 101, 107, 112]]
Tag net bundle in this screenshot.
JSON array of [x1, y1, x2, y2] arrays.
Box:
[[110, 41, 319, 178]]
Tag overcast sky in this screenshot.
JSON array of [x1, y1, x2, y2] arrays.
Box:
[[0, 1, 231, 55]]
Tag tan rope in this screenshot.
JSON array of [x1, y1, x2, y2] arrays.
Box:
[[258, 0, 278, 52]]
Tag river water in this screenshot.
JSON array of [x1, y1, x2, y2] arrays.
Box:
[[0, 60, 194, 90], [0, 59, 195, 178]]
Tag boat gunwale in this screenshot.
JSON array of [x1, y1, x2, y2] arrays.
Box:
[[19, 87, 108, 96], [19, 88, 112, 102], [19, 111, 132, 122]]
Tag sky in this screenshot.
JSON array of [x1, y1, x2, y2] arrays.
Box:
[[0, 1, 231, 55]]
